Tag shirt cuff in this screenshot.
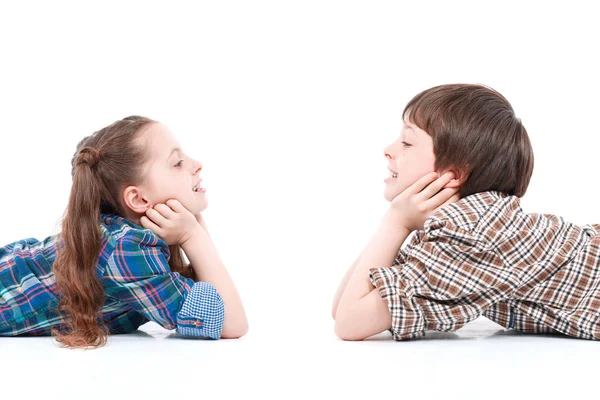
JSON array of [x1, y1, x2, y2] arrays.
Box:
[[369, 267, 426, 341], [176, 282, 225, 339]]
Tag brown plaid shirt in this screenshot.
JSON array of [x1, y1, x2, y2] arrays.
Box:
[[370, 191, 600, 340]]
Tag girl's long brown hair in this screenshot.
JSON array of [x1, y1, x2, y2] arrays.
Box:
[[52, 116, 195, 349]]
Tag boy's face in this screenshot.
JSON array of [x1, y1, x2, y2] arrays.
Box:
[[383, 120, 436, 202]]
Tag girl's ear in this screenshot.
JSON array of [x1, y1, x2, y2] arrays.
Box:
[[442, 167, 468, 189], [122, 185, 152, 214]]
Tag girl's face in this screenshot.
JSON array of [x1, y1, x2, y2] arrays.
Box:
[[383, 120, 437, 202], [123, 122, 207, 221]]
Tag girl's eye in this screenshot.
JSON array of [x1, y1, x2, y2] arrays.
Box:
[[401, 141, 412, 148], [175, 160, 184, 167]]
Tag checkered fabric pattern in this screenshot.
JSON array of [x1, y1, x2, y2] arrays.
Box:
[[370, 191, 600, 340], [177, 282, 225, 339]]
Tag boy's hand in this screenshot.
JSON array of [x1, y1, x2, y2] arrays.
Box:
[[385, 172, 459, 233], [140, 199, 201, 246]]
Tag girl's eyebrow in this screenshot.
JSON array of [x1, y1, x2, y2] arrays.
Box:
[[168, 147, 182, 159]]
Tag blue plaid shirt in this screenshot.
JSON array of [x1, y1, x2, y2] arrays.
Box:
[[0, 213, 224, 339]]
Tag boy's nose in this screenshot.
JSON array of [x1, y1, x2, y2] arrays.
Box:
[[383, 143, 395, 159]]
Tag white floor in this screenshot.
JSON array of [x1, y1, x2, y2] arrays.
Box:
[[2, 316, 598, 400]]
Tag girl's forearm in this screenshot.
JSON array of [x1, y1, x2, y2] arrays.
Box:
[[181, 228, 248, 338], [335, 212, 410, 338], [195, 214, 211, 238]]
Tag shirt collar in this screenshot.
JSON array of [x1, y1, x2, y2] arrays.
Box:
[[424, 190, 514, 233]]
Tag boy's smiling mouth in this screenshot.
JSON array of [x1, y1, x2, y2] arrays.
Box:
[[385, 168, 399, 183]]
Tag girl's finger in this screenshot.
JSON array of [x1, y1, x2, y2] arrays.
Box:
[[140, 215, 163, 235], [406, 172, 440, 195], [166, 199, 186, 213], [154, 203, 176, 219], [145, 207, 167, 227], [418, 172, 455, 200]]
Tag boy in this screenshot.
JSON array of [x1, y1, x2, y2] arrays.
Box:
[[332, 84, 600, 341]]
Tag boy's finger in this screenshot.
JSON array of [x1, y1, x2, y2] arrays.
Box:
[[419, 172, 454, 200], [429, 191, 460, 211], [424, 187, 457, 209], [407, 172, 439, 195]]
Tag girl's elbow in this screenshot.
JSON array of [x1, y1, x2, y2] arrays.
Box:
[[220, 320, 249, 339]]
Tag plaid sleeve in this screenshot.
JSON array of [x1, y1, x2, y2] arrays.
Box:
[[176, 281, 224, 339], [103, 229, 224, 339], [369, 266, 427, 340], [370, 224, 519, 341]]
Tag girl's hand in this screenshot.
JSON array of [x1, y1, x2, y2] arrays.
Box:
[[195, 212, 208, 231], [140, 199, 202, 246], [385, 172, 460, 233]]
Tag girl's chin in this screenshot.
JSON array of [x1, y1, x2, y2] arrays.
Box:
[[193, 199, 209, 213]]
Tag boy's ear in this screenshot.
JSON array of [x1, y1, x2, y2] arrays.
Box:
[[122, 185, 152, 214], [441, 167, 468, 189]]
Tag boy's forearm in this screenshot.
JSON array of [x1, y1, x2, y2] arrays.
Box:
[[332, 249, 365, 319], [181, 228, 248, 338], [335, 213, 409, 338], [338, 219, 408, 308]]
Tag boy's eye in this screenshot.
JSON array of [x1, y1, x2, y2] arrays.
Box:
[[175, 160, 184, 167], [401, 141, 412, 148]]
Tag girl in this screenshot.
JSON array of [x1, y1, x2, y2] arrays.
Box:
[[0, 116, 248, 348], [332, 84, 600, 341]]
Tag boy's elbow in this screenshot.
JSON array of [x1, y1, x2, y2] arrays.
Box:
[[334, 315, 366, 341]]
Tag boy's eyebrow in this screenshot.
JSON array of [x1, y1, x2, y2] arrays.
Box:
[[403, 124, 420, 142], [405, 130, 418, 142], [403, 123, 415, 135]]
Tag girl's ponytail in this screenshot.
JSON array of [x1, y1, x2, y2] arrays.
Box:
[[52, 116, 154, 348], [52, 146, 108, 347]]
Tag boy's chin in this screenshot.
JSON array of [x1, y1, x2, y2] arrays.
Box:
[[383, 187, 402, 202]]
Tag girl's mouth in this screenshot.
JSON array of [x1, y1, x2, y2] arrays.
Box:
[[192, 180, 205, 192]]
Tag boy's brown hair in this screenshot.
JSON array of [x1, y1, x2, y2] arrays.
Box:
[[403, 84, 534, 198]]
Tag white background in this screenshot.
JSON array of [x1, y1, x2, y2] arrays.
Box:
[[1, 1, 599, 399]]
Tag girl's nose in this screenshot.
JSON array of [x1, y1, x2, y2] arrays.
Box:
[[193, 160, 203, 175]]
